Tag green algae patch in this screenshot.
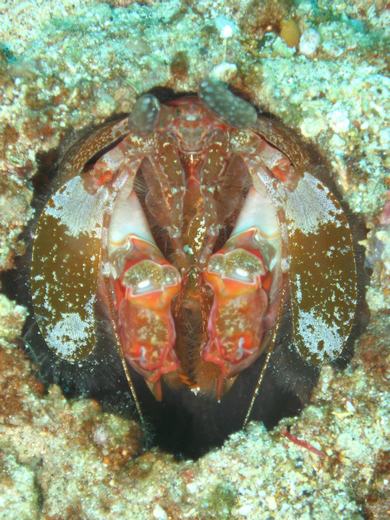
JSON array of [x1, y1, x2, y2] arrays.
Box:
[[203, 483, 238, 519], [0, 454, 40, 520]]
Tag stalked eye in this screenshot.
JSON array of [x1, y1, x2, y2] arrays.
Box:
[[199, 78, 257, 128], [29, 82, 359, 454], [128, 94, 160, 134]]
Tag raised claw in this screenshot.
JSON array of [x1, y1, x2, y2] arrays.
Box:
[[202, 230, 270, 398], [106, 180, 181, 400], [110, 235, 182, 400]]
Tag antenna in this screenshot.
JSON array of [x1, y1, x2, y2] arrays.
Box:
[[104, 280, 145, 427], [243, 284, 287, 426]]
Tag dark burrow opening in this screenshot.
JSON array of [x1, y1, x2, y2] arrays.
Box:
[[1, 85, 368, 459], [3, 256, 318, 459], [1, 139, 321, 461]]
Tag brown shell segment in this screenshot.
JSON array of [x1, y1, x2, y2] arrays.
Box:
[[141, 132, 185, 238], [31, 175, 110, 361], [59, 118, 129, 183], [256, 116, 310, 177], [284, 172, 357, 363]]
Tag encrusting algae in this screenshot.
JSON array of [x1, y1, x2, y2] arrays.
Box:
[[0, 0, 388, 518]]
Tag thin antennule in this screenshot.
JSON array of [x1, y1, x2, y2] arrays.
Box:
[[243, 350, 273, 427], [117, 342, 145, 427], [104, 282, 145, 427], [243, 284, 287, 427]]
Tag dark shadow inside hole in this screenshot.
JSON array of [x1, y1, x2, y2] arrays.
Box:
[[1, 167, 316, 461], [1, 89, 368, 460], [118, 306, 320, 460], [4, 231, 318, 459]]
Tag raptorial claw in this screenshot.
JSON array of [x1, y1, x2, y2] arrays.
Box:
[[202, 230, 271, 397], [110, 236, 182, 399]]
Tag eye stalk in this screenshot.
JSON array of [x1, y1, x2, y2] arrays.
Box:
[[199, 78, 257, 128], [128, 94, 160, 135]]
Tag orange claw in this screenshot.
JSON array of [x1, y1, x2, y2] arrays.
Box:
[[111, 236, 182, 400], [271, 163, 289, 183], [202, 230, 270, 397]]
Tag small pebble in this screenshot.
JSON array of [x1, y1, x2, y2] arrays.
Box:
[[300, 116, 325, 138], [214, 15, 238, 39], [152, 504, 168, 520], [237, 503, 254, 516], [280, 19, 300, 48], [329, 133, 346, 151], [328, 109, 350, 133], [299, 28, 320, 56], [210, 62, 237, 82], [93, 425, 108, 446], [266, 495, 277, 510], [379, 127, 390, 147]]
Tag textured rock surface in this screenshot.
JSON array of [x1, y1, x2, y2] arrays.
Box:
[[0, 306, 388, 518], [0, 0, 388, 518]]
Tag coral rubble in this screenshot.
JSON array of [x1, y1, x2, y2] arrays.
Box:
[[0, 1, 388, 518]]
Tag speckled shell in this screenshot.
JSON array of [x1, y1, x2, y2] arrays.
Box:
[[251, 119, 358, 365], [30, 91, 358, 400], [30, 121, 128, 360], [284, 173, 357, 363]]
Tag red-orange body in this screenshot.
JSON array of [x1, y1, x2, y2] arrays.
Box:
[[30, 81, 358, 421]]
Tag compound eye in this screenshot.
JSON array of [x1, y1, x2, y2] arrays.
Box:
[[128, 94, 160, 134], [199, 78, 257, 128]]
